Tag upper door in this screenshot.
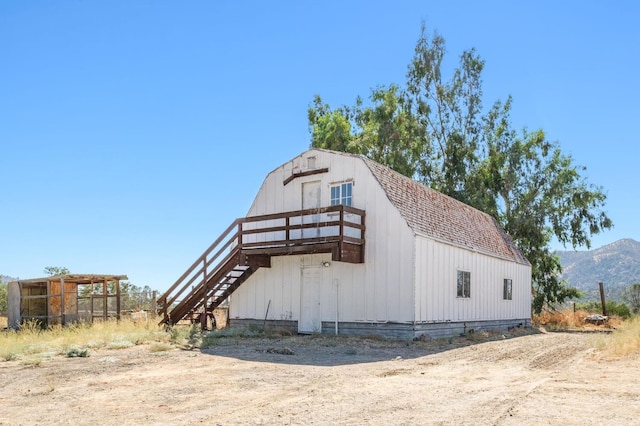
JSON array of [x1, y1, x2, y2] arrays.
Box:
[[301, 181, 321, 239]]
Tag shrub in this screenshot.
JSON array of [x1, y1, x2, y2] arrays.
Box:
[[532, 309, 589, 329], [574, 301, 633, 319], [66, 347, 90, 358]]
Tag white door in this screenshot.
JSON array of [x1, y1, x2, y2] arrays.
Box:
[[302, 181, 321, 239], [299, 266, 322, 333]]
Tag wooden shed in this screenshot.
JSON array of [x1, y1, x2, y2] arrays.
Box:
[[158, 149, 531, 338], [7, 274, 128, 330]]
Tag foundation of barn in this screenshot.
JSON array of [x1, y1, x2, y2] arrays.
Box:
[[227, 318, 532, 339]]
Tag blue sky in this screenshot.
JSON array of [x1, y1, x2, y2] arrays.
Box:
[[2, 1, 638, 291]]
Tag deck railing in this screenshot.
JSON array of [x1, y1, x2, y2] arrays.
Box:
[[157, 205, 365, 322]]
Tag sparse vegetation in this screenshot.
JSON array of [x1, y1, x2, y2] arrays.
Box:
[[66, 346, 90, 358], [576, 300, 632, 319], [532, 308, 623, 330], [533, 307, 640, 357], [0, 317, 169, 362], [148, 342, 174, 353], [592, 315, 640, 358]]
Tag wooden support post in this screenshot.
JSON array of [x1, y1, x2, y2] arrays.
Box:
[[286, 216, 290, 243], [89, 280, 94, 322], [599, 282, 607, 316], [203, 257, 207, 285], [116, 280, 121, 320], [46, 280, 51, 328], [103, 280, 108, 320], [339, 207, 344, 261], [60, 276, 65, 326]]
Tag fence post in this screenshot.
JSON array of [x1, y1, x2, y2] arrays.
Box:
[[599, 282, 607, 316]]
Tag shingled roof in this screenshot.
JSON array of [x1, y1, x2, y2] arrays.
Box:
[[360, 156, 529, 265]]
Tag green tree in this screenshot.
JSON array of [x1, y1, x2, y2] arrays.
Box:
[[308, 24, 612, 314], [120, 282, 156, 311], [308, 95, 357, 154], [481, 101, 609, 313], [44, 266, 70, 277], [0, 281, 7, 316], [622, 283, 640, 314], [309, 86, 424, 179]]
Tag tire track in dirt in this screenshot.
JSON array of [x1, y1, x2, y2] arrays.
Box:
[[1, 331, 637, 425]]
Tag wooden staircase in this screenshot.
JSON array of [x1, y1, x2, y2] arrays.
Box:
[[157, 205, 365, 326]]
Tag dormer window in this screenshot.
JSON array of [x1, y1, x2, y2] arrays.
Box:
[[330, 181, 352, 206]]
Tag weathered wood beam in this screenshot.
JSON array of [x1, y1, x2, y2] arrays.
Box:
[[283, 168, 329, 185]]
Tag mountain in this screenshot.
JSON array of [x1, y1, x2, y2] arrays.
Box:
[[556, 238, 640, 301]]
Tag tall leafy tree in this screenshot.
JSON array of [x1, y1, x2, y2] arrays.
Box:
[[405, 27, 485, 204], [308, 95, 357, 154], [308, 24, 613, 313], [481, 99, 609, 312]]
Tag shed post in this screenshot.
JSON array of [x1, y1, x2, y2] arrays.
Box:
[[116, 279, 121, 320], [60, 276, 65, 325], [7, 282, 21, 330], [103, 279, 108, 319], [89, 279, 94, 322]]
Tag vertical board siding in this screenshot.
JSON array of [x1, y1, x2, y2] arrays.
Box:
[[229, 149, 530, 327], [229, 150, 415, 323], [414, 236, 531, 323]]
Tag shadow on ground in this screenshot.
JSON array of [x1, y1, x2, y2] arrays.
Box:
[[192, 326, 540, 367]]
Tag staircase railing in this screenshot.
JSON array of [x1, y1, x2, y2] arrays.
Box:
[[157, 205, 365, 325]]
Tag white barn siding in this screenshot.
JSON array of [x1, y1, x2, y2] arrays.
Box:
[[414, 235, 531, 323], [229, 150, 415, 324]]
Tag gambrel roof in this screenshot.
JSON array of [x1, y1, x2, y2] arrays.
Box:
[[360, 156, 529, 265], [303, 148, 528, 265]]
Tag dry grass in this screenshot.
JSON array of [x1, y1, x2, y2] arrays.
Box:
[[3, 312, 637, 362], [532, 308, 622, 330], [592, 315, 640, 358], [0, 317, 170, 362], [533, 308, 639, 358]]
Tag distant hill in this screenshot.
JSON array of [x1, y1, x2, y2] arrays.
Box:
[[556, 238, 640, 301]]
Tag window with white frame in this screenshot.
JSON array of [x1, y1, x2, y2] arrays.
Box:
[[457, 270, 471, 298], [503, 278, 513, 300], [330, 181, 352, 206]]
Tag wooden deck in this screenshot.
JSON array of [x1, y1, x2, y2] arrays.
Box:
[[157, 205, 365, 326]]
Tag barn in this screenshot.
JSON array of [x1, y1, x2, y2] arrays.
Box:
[[158, 148, 531, 338]]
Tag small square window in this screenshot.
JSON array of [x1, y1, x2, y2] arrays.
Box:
[[307, 156, 316, 169], [503, 279, 512, 300], [330, 181, 352, 206], [457, 271, 470, 298]]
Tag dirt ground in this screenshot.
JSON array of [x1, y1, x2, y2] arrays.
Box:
[[0, 328, 638, 425]]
